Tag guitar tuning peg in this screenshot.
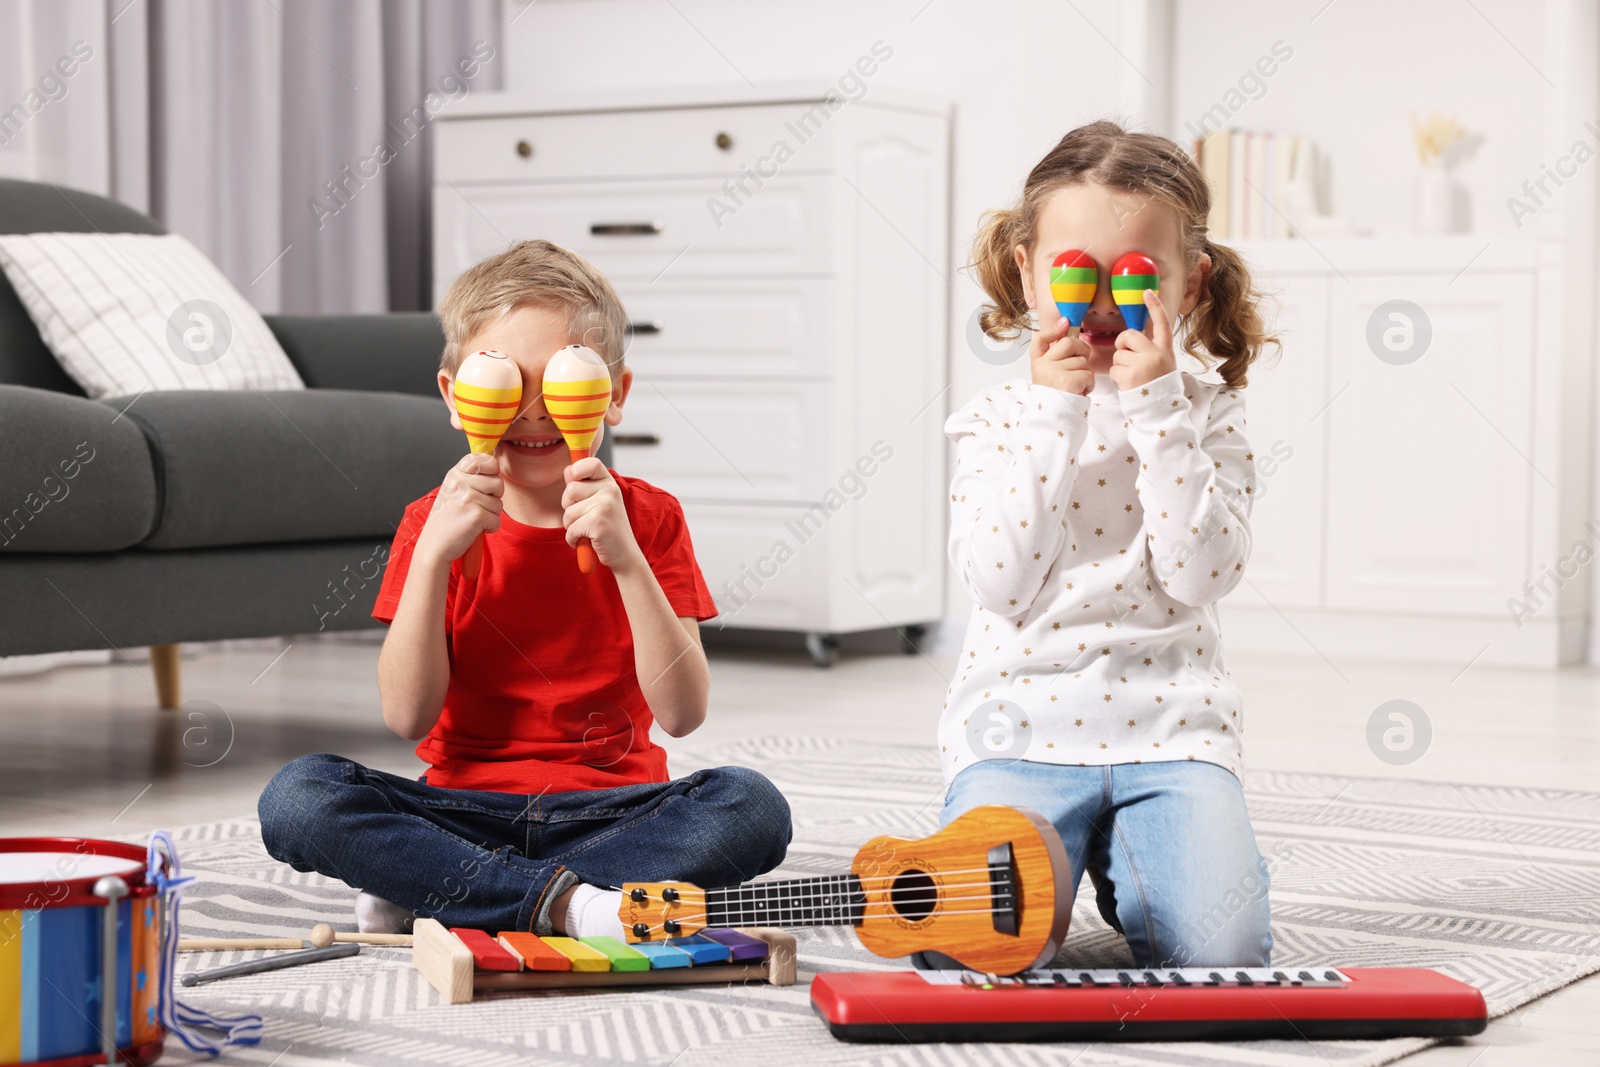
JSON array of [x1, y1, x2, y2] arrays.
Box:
[[630, 888, 648, 902], [631, 923, 650, 939], [663, 920, 681, 934], [661, 887, 679, 902]]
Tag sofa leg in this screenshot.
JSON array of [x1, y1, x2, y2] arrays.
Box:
[[150, 644, 181, 709]]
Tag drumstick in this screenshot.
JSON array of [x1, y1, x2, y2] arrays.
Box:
[[178, 936, 307, 951], [541, 344, 612, 574], [451, 349, 524, 580], [180, 943, 360, 986]]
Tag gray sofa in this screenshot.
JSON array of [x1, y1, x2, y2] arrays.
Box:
[[0, 178, 584, 707]]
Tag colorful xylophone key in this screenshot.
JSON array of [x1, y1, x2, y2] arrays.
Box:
[[411, 919, 797, 1003]]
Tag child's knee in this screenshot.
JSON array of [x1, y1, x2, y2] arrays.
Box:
[[698, 766, 792, 868], [258, 753, 348, 864]]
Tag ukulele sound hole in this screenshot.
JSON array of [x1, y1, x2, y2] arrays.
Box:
[[890, 869, 937, 923]]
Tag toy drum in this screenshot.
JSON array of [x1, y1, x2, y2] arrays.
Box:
[[0, 838, 165, 1067]]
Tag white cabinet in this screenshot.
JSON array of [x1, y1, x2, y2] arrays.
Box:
[[433, 89, 952, 659], [1220, 238, 1580, 667], [1222, 273, 1329, 610], [1324, 275, 1534, 615]]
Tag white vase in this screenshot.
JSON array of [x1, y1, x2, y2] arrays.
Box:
[[1412, 164, 1464, 234]]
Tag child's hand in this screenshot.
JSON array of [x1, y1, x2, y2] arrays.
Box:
[[1029, 315, 1095, 397], [562, 457, 645, 572], [1110, 290, 1177, 392], [417, 452, 503, 564]]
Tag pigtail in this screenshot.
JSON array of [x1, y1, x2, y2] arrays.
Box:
[[1181, 238, 1280, 389], [971, 208, 1032, 342]]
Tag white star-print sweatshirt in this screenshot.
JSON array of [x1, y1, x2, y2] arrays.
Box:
[[939, 368, 1255, 785]]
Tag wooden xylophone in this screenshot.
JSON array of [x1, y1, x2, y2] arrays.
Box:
[[412, 918, 796, 1004], [811, 966, 1489, 1043]]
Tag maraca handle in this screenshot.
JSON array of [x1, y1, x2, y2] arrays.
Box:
[[576, 540, 598, 574], [464, 535, 485, 580]]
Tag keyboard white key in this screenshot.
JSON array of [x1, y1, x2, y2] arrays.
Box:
[[920, 966, 1350, 988]]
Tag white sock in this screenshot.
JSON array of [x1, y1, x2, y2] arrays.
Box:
[[355, 890, 416, 934], [563, 884, 625, 940]]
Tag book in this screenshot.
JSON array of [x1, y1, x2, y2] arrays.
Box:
[[1200, 128, 1231, 239], [1229, 131, 1246, 239]]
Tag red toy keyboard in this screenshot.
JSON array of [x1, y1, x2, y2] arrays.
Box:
[[811, 966, 1488, 1042]]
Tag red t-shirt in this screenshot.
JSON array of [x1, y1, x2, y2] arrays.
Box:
[[371, 473, 718, 794]]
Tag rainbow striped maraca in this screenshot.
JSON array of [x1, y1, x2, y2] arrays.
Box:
[[542, 344, 612, 574], [452, 350, 524, 580], [1111, 252, 1160, 333], [1049, 249, 1096, 338]]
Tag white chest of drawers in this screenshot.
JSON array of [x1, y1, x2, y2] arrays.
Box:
[[432, 85, 952, 662]]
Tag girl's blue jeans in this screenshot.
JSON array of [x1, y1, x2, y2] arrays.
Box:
[[937, 758, 1274, 969], [258, 753, 792, 936]]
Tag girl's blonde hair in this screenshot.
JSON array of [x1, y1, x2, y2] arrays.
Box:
[[972, 120, 1279, 388]]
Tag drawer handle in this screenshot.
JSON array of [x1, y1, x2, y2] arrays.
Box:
[[715, 131, 733, 151], [625, 321, 662, 336], [590, 221, 662, 236], [612, 433, 661, 447], [515, 139, 533, 158]]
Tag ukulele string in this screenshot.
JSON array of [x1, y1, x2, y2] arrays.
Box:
[[627, 904, 1023, 936], [701, 877, 1009, 900], [652, 890, 1009, 924]]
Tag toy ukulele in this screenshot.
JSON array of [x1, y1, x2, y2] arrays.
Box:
[[1111, 252, 1160, 332], [541, 344, 612, 574], [620, 805, 1072, 975], [1049, 249, 1096, 337], [451, 350, 523, 580]]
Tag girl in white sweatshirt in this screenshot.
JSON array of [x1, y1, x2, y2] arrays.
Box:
[[937, 120, 1282, 970]]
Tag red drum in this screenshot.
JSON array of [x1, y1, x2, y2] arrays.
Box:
[[0, 838, 165, 1067]]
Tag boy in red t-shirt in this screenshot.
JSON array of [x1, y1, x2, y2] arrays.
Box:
[[259, 240, 792, 939]]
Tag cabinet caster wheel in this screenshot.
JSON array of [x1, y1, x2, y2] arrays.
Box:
[[805, 632, 839, 668], [899, 625, 928, 655]]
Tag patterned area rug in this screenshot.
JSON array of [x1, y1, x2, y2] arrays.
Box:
[[151, 738, 1600, 1066]]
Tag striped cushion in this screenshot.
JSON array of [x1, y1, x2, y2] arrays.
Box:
[[0, 232, 304, 398]]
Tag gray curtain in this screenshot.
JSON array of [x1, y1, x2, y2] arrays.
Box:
[[107, 0, 501, 314]]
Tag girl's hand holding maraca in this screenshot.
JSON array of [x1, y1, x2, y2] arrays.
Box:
[[418, 452, 504, 566], [1110, 288, 1177, 393], [561, 456, 645, 574], [1030, 314, 1095, 397]]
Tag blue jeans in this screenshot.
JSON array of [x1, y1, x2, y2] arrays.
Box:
[[258, 754, 792, 936], [940, 759, 1273, 969]]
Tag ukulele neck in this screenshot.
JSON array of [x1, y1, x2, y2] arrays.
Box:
[[704, 874, 867, 929]]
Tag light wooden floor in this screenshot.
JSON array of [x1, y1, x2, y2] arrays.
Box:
[[1, 630, 1595, 1063]]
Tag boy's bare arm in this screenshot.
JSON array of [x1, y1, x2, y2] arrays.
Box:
[[561, 457, 709, 736], [377, 546, 453, 740], [378, 453, 504, 740], [613, 560, 709, 737]]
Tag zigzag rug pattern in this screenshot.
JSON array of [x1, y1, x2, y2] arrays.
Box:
[[150, 738, 1600, 1066]]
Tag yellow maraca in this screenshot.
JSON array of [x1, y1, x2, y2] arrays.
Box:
[[541, 344, 612, 574], [450, 349, 523, 580]]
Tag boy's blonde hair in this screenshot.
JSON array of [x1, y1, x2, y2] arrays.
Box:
[[972, 120, 1279, 388], [438, 239, 628, 379]]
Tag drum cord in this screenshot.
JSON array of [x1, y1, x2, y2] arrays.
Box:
[[146, 830, 265, 1054]]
